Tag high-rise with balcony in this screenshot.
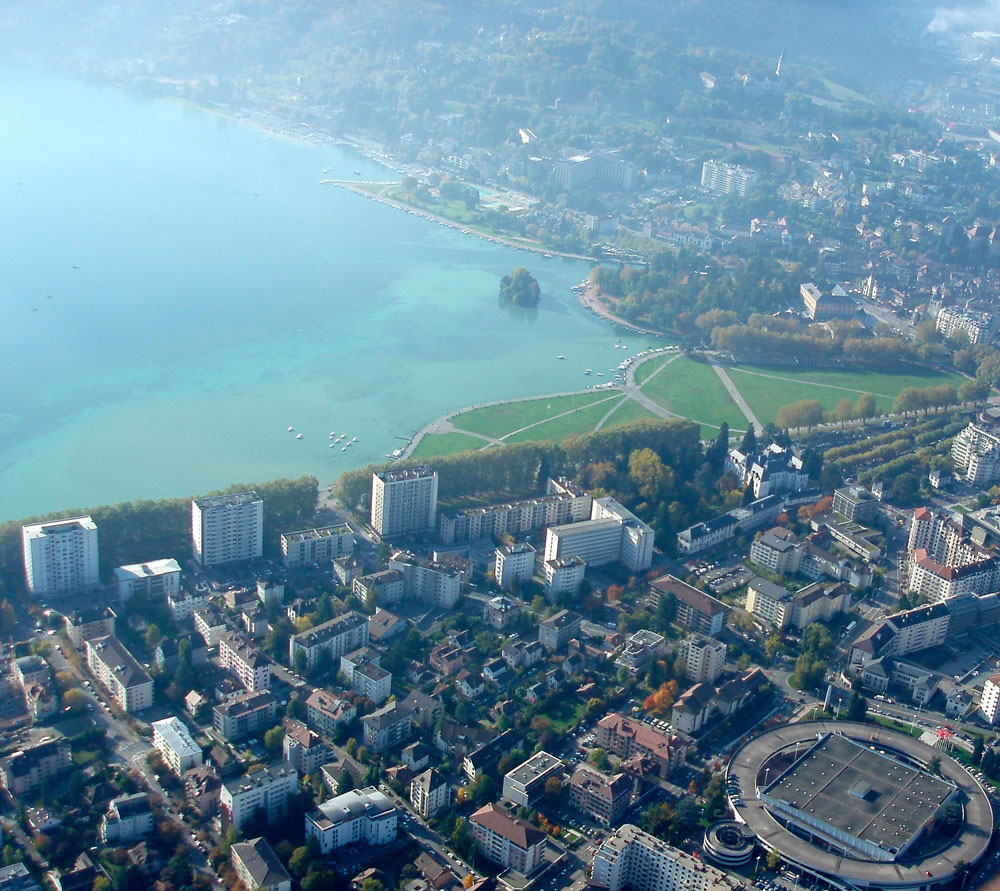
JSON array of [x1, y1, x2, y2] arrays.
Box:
[[22, 516, 100, 597], [370, 467, 438, 537], [192, 492, 263, 567]]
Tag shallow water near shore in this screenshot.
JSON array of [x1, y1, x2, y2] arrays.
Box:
[[0, 68, 650, 521]]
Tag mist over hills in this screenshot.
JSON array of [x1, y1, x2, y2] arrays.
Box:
[[0, 0, 951, 111]]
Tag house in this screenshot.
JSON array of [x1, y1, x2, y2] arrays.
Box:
[[649, 576, 729, 636], [399, 690, 442, 728], [430, 644, 465, 676], [368, 609, 408, 643], [456, 669, 485, 699], [402, 741, 432, 772], [463, 729, 522, 781], [183, 765, 221, 818], [671, 683, 716, 734], [483, 658, 507, 683]]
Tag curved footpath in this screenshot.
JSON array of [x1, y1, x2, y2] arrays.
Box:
[[401, 348, 682, 459]]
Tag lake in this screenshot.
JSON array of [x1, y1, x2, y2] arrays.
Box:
[[0, 69, 651, 521]]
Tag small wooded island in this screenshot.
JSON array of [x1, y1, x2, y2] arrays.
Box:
[[499, 267, 541, 307]]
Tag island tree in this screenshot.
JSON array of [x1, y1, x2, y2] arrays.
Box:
[[499, 267, 541, 307]]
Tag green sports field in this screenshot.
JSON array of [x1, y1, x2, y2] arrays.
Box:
[[404, 352, 972, 459]]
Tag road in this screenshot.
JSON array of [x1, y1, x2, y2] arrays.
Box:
[[710, 363, 762, 433], [46, 639, 216, 882]]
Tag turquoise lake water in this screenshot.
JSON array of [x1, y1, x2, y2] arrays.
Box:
[[0, 69, 656, 522]]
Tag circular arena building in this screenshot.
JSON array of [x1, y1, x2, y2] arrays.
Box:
[[727, 721, 994, 891]]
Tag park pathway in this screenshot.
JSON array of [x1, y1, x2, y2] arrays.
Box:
[[710, 362, 763, 433]]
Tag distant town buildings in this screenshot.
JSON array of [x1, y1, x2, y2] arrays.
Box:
[[553, 152, 635, 192], [191, 492, 263, 567], [22, 516, 99, 597], [370, 467, 438, 537]]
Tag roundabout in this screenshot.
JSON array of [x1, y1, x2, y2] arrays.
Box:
[[726, 721, 994, 890]]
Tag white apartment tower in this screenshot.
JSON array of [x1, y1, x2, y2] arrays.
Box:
[[22, 516, 100, 597], [370, 467, 438, 537], [192, 492, 263, 567]]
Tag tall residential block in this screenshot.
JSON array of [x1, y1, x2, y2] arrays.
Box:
[[192, 492, 263, 567], [370, 467, 438, 537], [22, 516, 100, 597]]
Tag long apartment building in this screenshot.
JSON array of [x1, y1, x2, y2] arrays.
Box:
[[22, 516, 100, 597], [191, 491, 263, 567], [213, 690, 277, 741], [544, 497, 654, 573], [280, 525, 354, 568], [595, 713, 688, 779], [0, 736, 72, 796], [221, 762, 298, 831], [306, 788, 397, 853], [288, 611, 369, 672], [370, 467, 438, 537], [701, 160, 758, 197], [649, 575, 730, 636], [849, 601, 952, 670], [469, 803, 547, 875], [438, 478, 592, 545], [152, 716, 203, 776], [113, 558, 181, 601], [907, 507, 1000, 602], [593, 824, 740, 891], [936, 306, 994, 344], [388, 551, 463, 608], [86, 636, 154, 712], [220, 631, 271, 691], [746, 577, 850, 630]]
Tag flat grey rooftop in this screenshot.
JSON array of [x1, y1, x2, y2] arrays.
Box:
[[764, 733, 954, 854]]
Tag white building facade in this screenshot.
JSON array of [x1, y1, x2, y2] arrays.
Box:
[[22, 516, 100, 597], [191, 492, 263, 567]]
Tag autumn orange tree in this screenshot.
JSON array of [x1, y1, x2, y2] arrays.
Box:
[[644, 680, 679, 716]]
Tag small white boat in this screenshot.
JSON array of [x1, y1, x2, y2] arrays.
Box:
[[329, 443, 335, 448], [287, 426, 294, 432], [329, 431, 336, 437], [351, 436, 358, 442], [584, 369, 592, 375], [296, 433, 303, 440], [557, 355, 566, 360], [341, 446, 347, 451]]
